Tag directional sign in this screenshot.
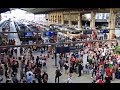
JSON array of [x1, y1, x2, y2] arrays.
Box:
[[55, 46, 70, 53]]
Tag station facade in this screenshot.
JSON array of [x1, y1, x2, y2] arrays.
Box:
[[47, 8, 117, 39]]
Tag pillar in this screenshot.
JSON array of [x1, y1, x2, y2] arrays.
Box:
[[61, 12, 64, 25], [0, 14, 1, 21], [68, 12, 72, 27], [108, 8, 116, 39], [56, 12, 59, 24], [48, 14, 51, 24], [78, 13, 82, 30], [53, 14, 55, 23], [90, 11, 96, 30]]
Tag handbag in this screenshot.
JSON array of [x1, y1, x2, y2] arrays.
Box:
[[57, 70, 62, 76], [59, 72, 62, 76]]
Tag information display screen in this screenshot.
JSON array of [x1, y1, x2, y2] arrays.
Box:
[[25, 32, 34, 37], [55, 46, 70, 53]]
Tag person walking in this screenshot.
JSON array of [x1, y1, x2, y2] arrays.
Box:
[[55, 67, 62, 83], [34, 67, 42, 83], [64, 61, 69, 74], [59, 58, 63, 71], [67, 73, 72, 83], [26, 69, 34, 83], [78, 63, 83, 77], [42, 71, 48, 83], [91, 64, 97, 78], [100, 65, 105, 80]]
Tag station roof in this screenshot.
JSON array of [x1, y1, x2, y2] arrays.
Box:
[[19, 8, 105, 14], [20, 8, 74, 14], [1, 8, 120, 14], [19, 8, 120, 14]]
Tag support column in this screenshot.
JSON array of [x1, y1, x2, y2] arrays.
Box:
[[48, 14, 51, 25], [56, 12, 59, 24], [61, 12, 64, 25], [108, 8, 116, 39], [90, 11, 96, 30], [68, 12, 72, 27], [78, 13, 82, 30], [0, 14, 1, 21], [53, 14, 55, 23], [51, 16, 53, 23]]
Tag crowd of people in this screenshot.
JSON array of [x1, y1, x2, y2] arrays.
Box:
[[0, 35, 119, 83], [0, 46, 50, 83], [57, 40, 119, 83]]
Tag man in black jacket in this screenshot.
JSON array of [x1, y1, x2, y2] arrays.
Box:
[[55, 67, 61, 83], [78, 63, 83, 77]]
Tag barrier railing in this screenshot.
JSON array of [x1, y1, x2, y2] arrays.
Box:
[[0, 39, 117, 48]]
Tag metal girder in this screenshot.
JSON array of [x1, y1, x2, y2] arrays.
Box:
[[20, 8, 69, 14], [0, 39, 116, 48], [20, 8, 120, 14], [1, 8, 120, 14]]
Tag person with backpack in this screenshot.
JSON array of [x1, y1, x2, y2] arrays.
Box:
[[42, 72, 48, 83], [55, 67, 62, 83], [64, 61, 69, 74]]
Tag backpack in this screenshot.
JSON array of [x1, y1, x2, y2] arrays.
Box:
[[64, 64, 68, 70], [56, 70, 62, 76], [85, 64, 88, 69]]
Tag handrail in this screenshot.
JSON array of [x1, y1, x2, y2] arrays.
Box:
[[0, 39, 116, 48]]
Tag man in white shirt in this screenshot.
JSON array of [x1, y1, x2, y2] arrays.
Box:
[[67, 73, 72, 83], [26, 70, 33, 77], [102, 52, 105, 57]]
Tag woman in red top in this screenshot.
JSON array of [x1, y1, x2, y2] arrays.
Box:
[[70, 56, 76, 71], [105, 66, 112, 78], [99, 60, 104, 66]]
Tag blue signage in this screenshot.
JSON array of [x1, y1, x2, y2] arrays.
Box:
[[25, 32, 34, 37]]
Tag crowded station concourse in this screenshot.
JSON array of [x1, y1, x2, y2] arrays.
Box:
[[0, 8, 120, 83]]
